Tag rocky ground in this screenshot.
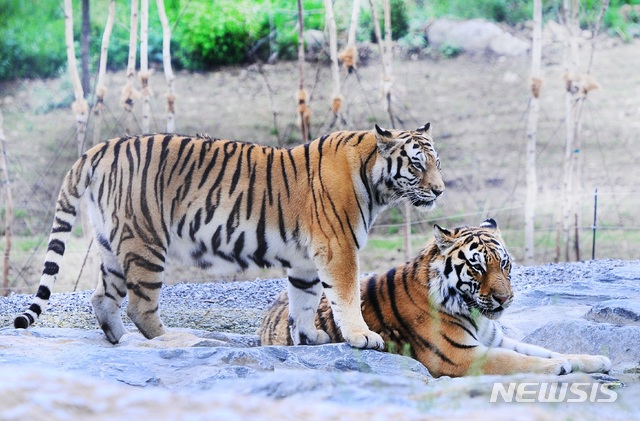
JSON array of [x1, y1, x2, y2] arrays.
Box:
[[1, 258, 639, 420]]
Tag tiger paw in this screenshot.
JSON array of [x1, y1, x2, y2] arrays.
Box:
[[544, 358, 572, 375], [568, 355, 612, 373], [292, 328, 331, 345], [342, 329, 385, 350]]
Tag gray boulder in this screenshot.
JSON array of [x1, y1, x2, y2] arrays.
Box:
[[586, 299, 640, 326], [427, 19, 529, 56], [523, 320, 640, 369]]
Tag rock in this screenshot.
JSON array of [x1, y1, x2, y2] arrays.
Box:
[[304, 29, 325, 60], [2, 260, 640, 419], [586, 299, 640, 326], [523, 320, 640, 369], [426, 19, 529, 56], [2, 327, 638, 420]]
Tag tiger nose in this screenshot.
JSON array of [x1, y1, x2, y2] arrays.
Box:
[[432, 187, 444, 197], [493, 294, 510, 306]]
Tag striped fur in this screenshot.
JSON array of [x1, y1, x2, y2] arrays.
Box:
[[14, 124, 444, 349], [259, 220, 612, 376]]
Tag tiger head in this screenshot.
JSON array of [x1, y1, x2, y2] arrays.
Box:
[[374, 123, 444, 211], [429, 219, 513, 320]]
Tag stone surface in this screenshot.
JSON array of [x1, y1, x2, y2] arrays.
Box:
[[1, 327, 638, 420], [586, 299, 640, 326], [2, 259, 640, 419], [524, 320, 640, 369]]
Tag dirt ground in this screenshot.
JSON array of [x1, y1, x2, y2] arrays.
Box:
[[0, 32, 638, 294]]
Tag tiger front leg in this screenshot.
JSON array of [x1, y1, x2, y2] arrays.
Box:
[[316, 250, 384, 350], [557, 354, 612, 374], [287, 268, 331, 345], [472, 347, 573, 376], [499, 337, 611, 374]]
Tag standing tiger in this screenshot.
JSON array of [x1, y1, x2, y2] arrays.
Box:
[[14, 124, 444, 349], [259, 220, 612, 376]]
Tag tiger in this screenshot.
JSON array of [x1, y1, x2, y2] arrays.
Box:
[[259, 219, 612, 377], [14, 124, 445, 350]]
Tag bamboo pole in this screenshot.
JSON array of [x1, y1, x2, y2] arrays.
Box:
[[156, 0, 176, 133], [524, 0, 542, 264], [297, 0, 310, 142], [64, 0, 89, 156], [140, 0, 151, 133], [93, 0, 116, 145], [121, 0, 139, 135], [0, 111, 13, 296]]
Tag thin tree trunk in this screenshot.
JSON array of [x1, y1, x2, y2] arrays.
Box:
[[587, 0, 610, 74], [297, 0, 310, 142], [368, 0, 386, 75], [382, 0, 394, 127], [338, 0, 361, 72], [524, 0, 542, 264], [121, 0, 139, 135], [156, 0, 176, 133], [93, 0, 116, 145], [64, 0, 88, 156], [0, 112, 13, 296], [383, 0, 406, 257], [324, 0, 343, 121], [559, 0, 578, 261], [140, 0, 151, 133], [66, 0, 97, 288], [81, 0, 91, 98]]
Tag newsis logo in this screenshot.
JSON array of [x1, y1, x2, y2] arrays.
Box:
[[490, 382, 618, 403]]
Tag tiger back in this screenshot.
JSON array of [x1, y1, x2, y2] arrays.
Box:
[[259, 219, 611, 377], [14, 124, 444, 350]]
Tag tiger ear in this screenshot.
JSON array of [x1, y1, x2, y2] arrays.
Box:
[[480, 218, 501, 235], [480, 218, 497, 229], [374, 124, 399, 153], [433, 224, 454, 252], [416, 122, 431, 134]]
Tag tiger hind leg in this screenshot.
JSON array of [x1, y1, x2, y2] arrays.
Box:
[[91, 245, 129, 344], [117, 243, 167, 340], [287, 268, 330, 345]]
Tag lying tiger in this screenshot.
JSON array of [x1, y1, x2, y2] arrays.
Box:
[[14, 124, 444, 350], [259, 219, 612, 377]]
